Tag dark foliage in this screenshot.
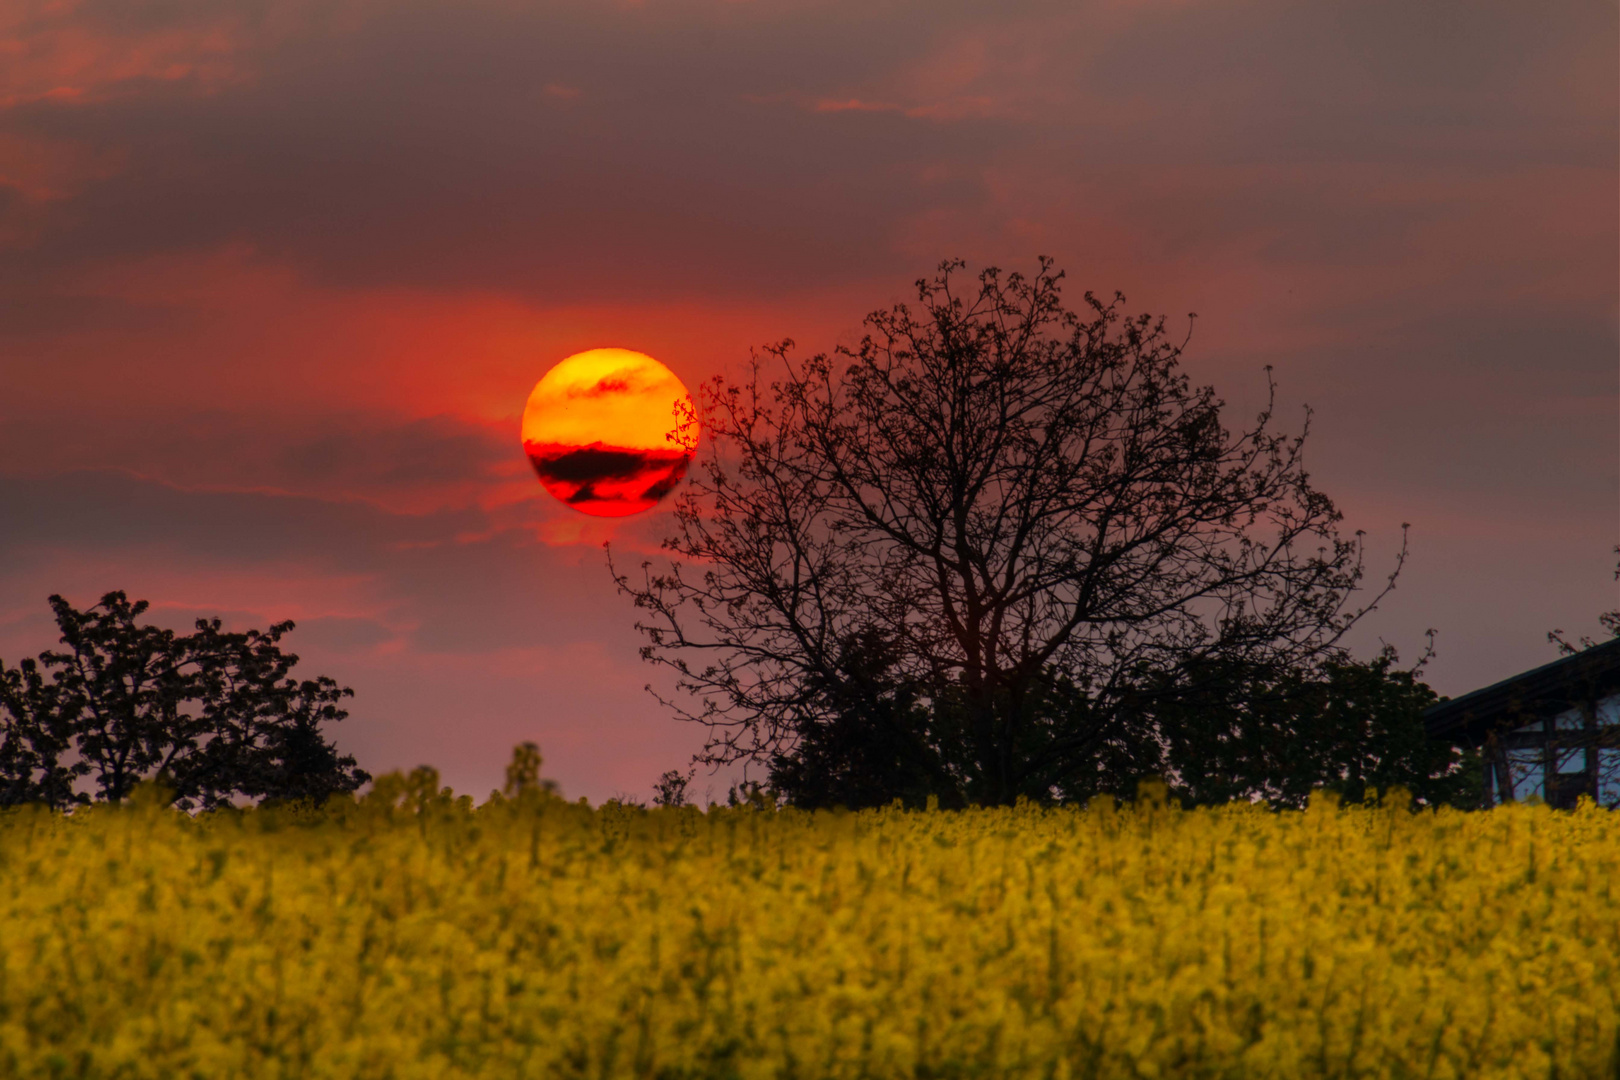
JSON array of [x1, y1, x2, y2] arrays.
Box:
[[652, 768, 694, 808], [0, 658, 78, 809], [500, 740, 559, 800], [0, 591, 371, 811], [765, 629, 946, 809], [1142, 645, 1480, 809], [768, 637, 1473, 810], [615, 258, 1406, 807], [767, 633, 1164, 809]]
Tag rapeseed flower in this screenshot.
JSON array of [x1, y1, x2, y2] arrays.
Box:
[[0, 782, 1614, 1078]]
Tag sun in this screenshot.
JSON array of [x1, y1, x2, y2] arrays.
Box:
[[520, 348, 698, 517]]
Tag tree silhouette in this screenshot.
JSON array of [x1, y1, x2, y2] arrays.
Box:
[[0, 592, 370, 810], [652, 768, 695, 807], [1139, 644, 1478, 808], [0, 657, 78, 809], [615, 259, 1403, 806]]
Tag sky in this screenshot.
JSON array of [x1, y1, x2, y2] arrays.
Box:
[[1, 0, 1615, 804]]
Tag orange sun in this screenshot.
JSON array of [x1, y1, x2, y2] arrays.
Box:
[[520, 348, 698, 517]]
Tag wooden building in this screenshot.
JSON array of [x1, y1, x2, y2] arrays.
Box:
[[1423, 637, 1620, 808]]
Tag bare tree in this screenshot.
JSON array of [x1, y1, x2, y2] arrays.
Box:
[[613, 259, 1402, 806]]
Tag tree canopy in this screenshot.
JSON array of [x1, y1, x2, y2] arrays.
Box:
[[616, 259, 1418, 807], [1141, 645, 1478, 809], [0, 591, 370, 810]]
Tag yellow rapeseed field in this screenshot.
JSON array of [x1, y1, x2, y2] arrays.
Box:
[[1, 775, 1617, 1079]]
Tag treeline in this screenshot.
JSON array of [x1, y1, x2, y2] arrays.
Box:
[[7, 260, 1550, 816], [755, 643, 1477, 811], [0, 587, 1488, 814], [0, 592, 368, 811]]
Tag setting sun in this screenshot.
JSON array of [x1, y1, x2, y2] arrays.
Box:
[[520, 348, 697, 517]]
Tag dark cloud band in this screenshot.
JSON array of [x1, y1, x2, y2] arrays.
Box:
[[524, 442, 693, 509]]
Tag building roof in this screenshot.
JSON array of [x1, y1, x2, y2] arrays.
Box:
[[1423, 636, 1620, 740]]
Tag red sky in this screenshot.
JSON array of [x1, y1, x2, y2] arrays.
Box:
[[2, 0, 1616, 803]]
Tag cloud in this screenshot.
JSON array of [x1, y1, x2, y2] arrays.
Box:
[[0, 0, 259, 108], [0, 408, 518, 514], [0, 468, 483, 569], [273, 613, 396, 653], [813, 98, 900, 114], [524, 443, 692, 514], [572, 376, 632, 399], [0, 0, 1605, 315], [527, 444, 675, 484], [0, 464, 696, 649], [0, 0, 1003, 300]]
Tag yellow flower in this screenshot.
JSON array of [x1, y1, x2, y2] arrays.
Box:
[[0, 787, 1615, 1077]]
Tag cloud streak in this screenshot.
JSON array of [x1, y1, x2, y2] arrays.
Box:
[[524, 442, 692, 516]]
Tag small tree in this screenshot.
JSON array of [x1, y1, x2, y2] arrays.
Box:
[[0, 591, 370, 810], [615, 259, 1401, 806], [496, 740, 560, 803], [652, 768, 694, 807]]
